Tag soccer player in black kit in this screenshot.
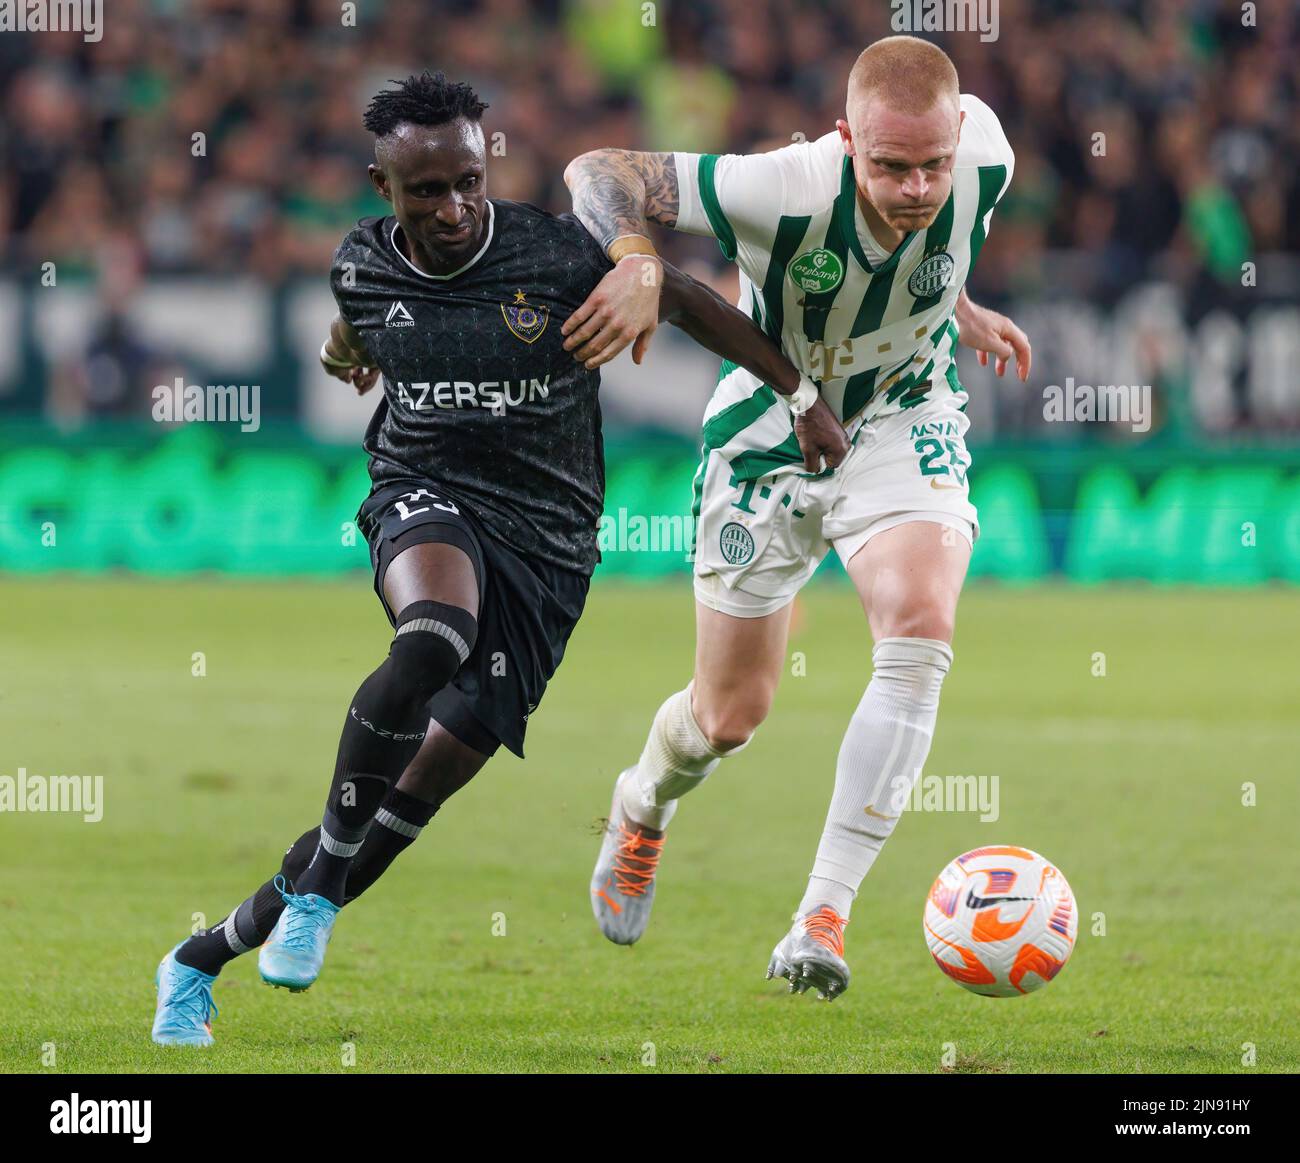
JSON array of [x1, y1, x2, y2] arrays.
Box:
[[151, 71, 840, 1046]]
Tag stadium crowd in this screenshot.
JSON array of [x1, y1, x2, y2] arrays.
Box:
[[1, 0, 1296, 431]]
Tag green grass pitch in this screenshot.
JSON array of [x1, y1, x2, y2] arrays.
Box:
[[1, 577, 1296, 1074]]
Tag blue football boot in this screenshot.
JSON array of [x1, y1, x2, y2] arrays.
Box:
[[152, 944, 219, 1046], [257, 874, 340, 991]]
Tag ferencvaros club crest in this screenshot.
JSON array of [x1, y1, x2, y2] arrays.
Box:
[[907, 250, 955, 298], [501, 289, 549, 344]]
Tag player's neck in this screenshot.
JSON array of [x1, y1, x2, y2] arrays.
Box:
[[856, 190, 906, 253], [398, 219, 488, 277]]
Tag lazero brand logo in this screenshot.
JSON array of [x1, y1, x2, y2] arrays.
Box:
[[718, 522, 755, 565], [349, 706, 426, 743], [50, 1094, 151, 1143], [907, 250, 955, 298], [788, 248, 845, 294], [386, 301, 415, 328]]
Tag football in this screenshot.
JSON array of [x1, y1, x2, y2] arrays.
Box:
[[923, 846, 1077, 998]]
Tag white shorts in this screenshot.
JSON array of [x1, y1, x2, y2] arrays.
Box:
[[693, 394, 979, 618]]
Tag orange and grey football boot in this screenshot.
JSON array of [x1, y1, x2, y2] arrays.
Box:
[[590, 769, 667, 945], [767, 905, 850, 1001]]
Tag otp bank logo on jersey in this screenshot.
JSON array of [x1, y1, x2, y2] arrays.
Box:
[[386, 301, 415, 328], [787, 248, 844, 294]]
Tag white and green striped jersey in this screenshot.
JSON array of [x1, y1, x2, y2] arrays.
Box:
[[673, 93, 1013, 481]]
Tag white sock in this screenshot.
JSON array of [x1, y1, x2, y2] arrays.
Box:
[[798, 637, 952, 918], [620, 684, 749, 829]]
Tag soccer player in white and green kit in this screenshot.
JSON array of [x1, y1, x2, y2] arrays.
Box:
[[562, 35, 1032, 1000]]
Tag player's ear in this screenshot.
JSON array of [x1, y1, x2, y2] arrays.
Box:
[[835, 118, 853, 153], [368, 164, 392, 203]]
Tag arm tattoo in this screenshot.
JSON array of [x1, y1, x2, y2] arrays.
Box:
[[565, 150, 679, 250]]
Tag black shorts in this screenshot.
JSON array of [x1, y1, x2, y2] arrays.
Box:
[[356, 478, 591, 759]]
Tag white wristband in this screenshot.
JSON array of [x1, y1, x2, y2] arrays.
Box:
[[783, 375, 819, 417], [320, 341, 354, 369]]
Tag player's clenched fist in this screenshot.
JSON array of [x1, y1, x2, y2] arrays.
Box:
[[323, 359, 381, 395], [795, 395, 851, 473], [321, 315, 381, 394], [561, 255, 663, 369]]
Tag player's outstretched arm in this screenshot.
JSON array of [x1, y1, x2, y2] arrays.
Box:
[[954, 288, 1031, 381], [659, 262, 850, 473], [321, 315, 380, 395], [560, 149, 681, 370]]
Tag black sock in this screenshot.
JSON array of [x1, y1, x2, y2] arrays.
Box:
[[342, 788, 440, 902], [172, 785, 441, 977], [295, 602, 474, 905], [174, 829, 320, 975]]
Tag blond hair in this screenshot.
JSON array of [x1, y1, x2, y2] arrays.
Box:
[[847, 36, 959, 119]]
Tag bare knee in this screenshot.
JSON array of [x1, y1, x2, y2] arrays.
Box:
[[395, 722, 487, 806], [396, 752, 446, 802], [869, 577, 958, 643], [692, 691, 769, 753], [877, 601, 955, 643], [850, 522, 968, 646]]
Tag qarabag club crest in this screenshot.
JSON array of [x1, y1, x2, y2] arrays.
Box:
[[501, 290, 549, 343]]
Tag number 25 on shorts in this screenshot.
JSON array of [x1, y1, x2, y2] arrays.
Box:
[[914, 437, 968, 487]]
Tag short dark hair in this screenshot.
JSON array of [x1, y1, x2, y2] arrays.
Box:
[[362, 70, 489, 137]]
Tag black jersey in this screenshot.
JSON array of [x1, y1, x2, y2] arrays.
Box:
[[330, 200, 614, 573]]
